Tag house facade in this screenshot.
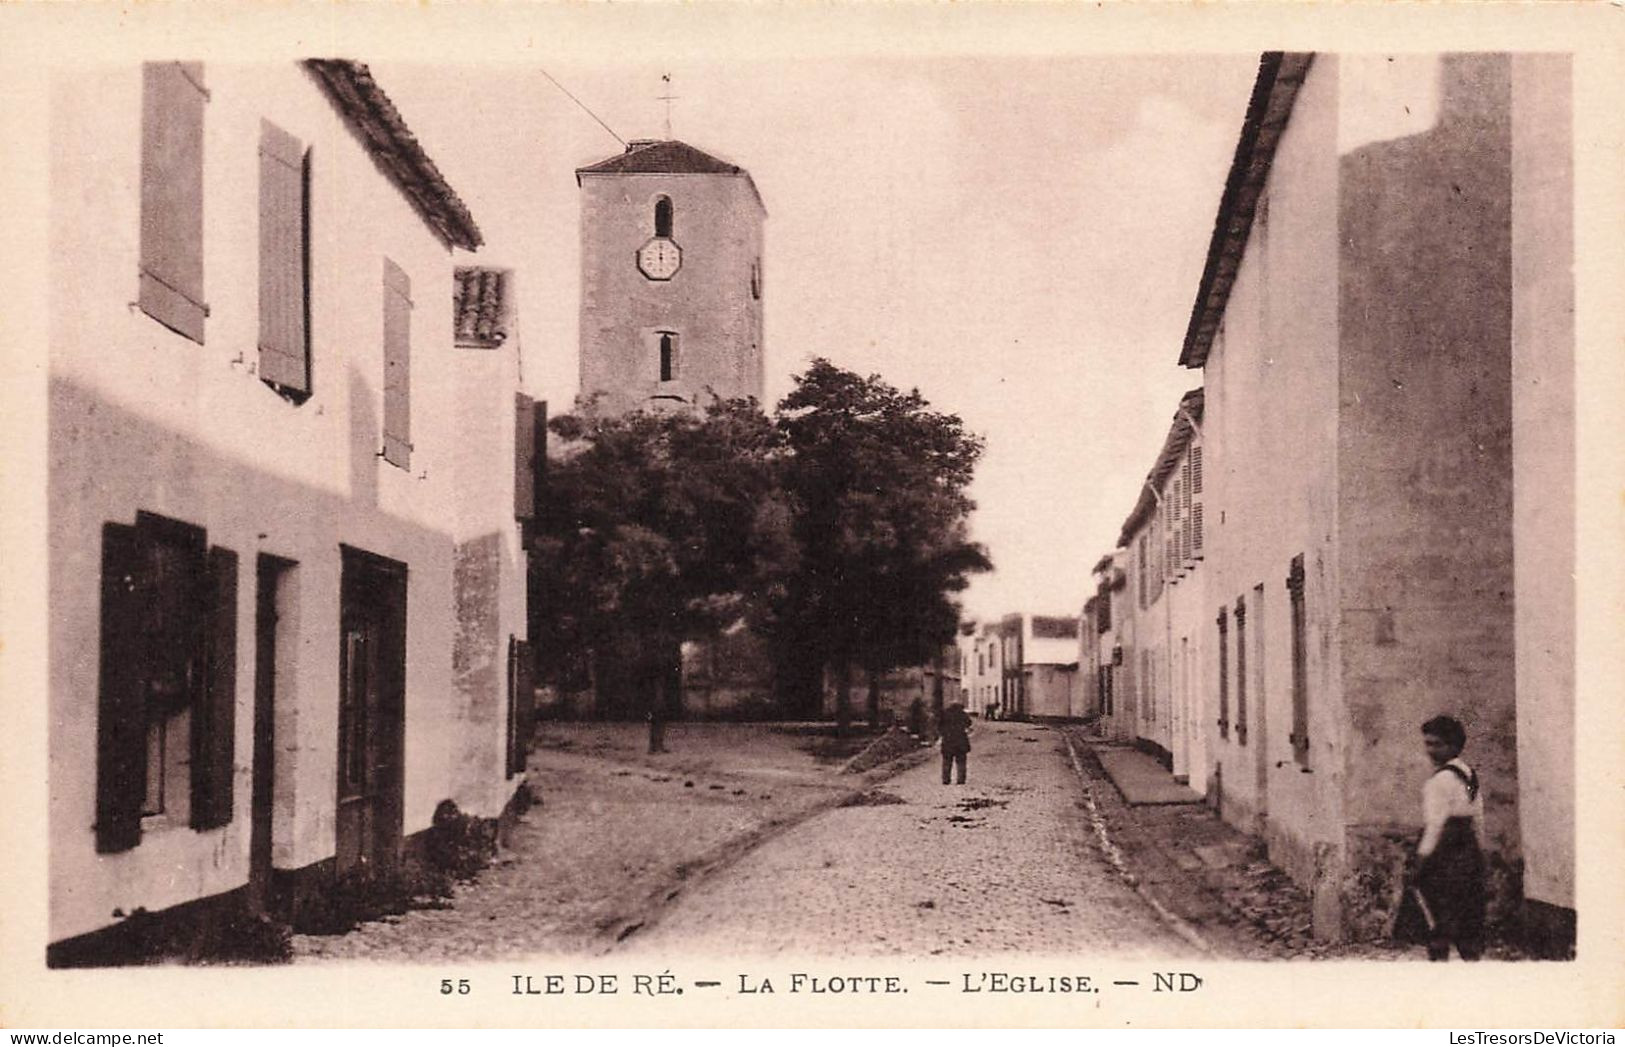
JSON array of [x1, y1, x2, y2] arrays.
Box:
[[47, 62, 534, 962], [1080, 552, 1127, 733], [1108, 390, 1208, 781], [1180, 53, 1574, 946]]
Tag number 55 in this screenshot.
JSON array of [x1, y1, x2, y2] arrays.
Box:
[[441, 978, 471, 995]]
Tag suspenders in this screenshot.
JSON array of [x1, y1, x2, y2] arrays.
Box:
[[1436, 762, 1480, 802]]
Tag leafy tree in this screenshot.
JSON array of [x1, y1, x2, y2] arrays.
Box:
[[768, 360, 991, 734], [529, 398, 789, 733]]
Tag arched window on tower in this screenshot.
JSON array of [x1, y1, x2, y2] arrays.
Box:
[[654, 196, 673, 238]]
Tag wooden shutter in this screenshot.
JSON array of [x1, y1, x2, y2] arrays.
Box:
[[258, 121, 309, 393], [1216, 608, 1229, 737], [1191, 445, 1204, 495], [96, 523, 147, 853], [515, 394, 536, 521], [1287, 555, 1309, 763], [507, 637, 534, 778], [139, 62, 208, 344], [1234, 596, 1248, 742], [382, 259, 412, 469], [1181, 460, 1193, 563], [191, 546, 238, 830]]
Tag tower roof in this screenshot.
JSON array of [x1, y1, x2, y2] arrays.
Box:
[[576, 139, 765, 214]]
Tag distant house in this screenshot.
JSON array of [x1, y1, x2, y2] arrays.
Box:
[[1106, 389, 1208, 778], [47, 61, 535, 964], [964, 613, 1079, 721], [1079, 552, 1127, 732]]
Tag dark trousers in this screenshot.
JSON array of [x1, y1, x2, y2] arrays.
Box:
[[1421, 820, 1486, 962], [941, 751, 966, 784]]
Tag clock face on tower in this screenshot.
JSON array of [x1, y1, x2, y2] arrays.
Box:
[[637, 237, 682, 281]]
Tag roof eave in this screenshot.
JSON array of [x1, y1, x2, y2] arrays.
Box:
[[304, 60, 484, 252], [576, 167, 767, 217], [1178, 52, 1314, 370], [1115, 388, 1206, 546]]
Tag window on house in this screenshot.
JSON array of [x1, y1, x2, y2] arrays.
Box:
[[1235, 595, 1248, 744], [1137, 535, 1148, 608], [1216, 608, 1229, 738], [139, 62, 209, 344], [1164, 496, 1176, 583], [382, 259, 412, 469], [97, 513, 237, 853], [751, 258, 762, 300], [1181, 459, 1194, 564], [654, 196, 673, 237], [258, 120, 311, 397], [658, 332, 678, 382], [1287, 554, 1309, 765]]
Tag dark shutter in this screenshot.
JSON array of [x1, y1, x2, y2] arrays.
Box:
[[191, 546, 238, 830], [1234, 596, 1248, 743], [1287, 555, 1309, 764], [139, 62, 208, 344], [1216, 608, 1229, 738], [514, 394, 536, 522], [382, 259, 412, 469], [507, 637, 534, 778], [258, 120, 309, 393], [96, 523, 147, 853]]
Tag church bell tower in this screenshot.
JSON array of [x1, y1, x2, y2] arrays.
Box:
[[575, 139, 766, 416]]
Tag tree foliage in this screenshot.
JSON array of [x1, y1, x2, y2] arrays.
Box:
[[767, 360, 991, 729], [528, 362, 990, 728], [529, 398, 789, 711]]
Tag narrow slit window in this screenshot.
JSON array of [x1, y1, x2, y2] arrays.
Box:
[[654, 196, 673, 237], [659, 332, 676, 382]]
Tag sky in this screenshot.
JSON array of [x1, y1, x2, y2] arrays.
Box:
[[376, 53, 1259, 624]]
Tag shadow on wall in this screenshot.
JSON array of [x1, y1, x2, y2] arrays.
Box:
[[46, 375, 467, 950]]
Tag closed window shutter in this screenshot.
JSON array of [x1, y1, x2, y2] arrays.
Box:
[[514, 394, 536, 521], [507, 637, 534, 778], [1163, 499, 1174, 584], [1287, 554, 1309, 763], [96, 523, 147, 853], [382, 259, 412, 469], [258, 121, 309, 393], [1192, 445, 1204, 494], [1182, 460, 1193, 562], [1235, 597, 1248, 741], [190, 546, 238, 830], [139, 62, 208, 344]]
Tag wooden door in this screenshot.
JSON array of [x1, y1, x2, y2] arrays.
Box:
[[248, 555, 292, 911], [336, 547, 407, 879]]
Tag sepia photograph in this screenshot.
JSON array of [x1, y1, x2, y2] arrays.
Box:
[[1, 2, 1621, 1032]]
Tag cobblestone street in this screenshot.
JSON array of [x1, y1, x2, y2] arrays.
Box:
[[289, 719, 1328, 964], [617, 720, 1196, 958], [292, 722, 928, 962]]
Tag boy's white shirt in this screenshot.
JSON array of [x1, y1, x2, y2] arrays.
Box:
[[1419, 756, 1486, 857]]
